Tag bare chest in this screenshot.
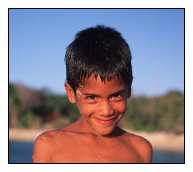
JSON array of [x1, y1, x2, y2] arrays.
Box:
[[50, 136, 142, 163]]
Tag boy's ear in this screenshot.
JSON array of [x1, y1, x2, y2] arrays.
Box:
[[64, 83, 76, 103]]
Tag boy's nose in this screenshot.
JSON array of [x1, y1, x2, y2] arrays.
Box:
[[99, 100, 114, 117]]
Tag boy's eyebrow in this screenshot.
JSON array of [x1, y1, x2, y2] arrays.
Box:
[[82, 89, 127, 97]]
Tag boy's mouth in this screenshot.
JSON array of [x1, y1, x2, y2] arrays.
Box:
[[94, 117, 117, 126]]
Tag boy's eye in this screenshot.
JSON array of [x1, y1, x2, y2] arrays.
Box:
[[85, 95, 97, 103], [110, 93, 124, 101], [86, 95, 96, 100]]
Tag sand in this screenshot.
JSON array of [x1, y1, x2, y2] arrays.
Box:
[[9, 128, 184, 152]]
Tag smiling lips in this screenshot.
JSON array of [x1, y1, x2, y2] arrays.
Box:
[[95, 117, 117, 126]]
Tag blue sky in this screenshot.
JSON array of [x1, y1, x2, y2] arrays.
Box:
[[9, 9, 184, 96]]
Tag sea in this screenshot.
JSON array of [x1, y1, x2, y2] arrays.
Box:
[[9, 141, 184, 163]]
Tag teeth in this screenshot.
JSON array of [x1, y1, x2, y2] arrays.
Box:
[[99, 118, 114, 121], [99, 119, 111, 122], [96, 118, 115, 125]]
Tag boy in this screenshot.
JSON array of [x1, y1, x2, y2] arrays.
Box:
[[32, 25, 152, 163]]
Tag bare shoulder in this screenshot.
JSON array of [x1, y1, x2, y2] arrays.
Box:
[[32, 129, 66, 163], [123, 132, 153, 163]]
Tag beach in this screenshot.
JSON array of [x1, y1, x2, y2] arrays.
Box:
[[9, 128, 184, 152]]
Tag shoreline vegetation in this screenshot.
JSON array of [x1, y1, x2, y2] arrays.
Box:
[[9, 128, 184, 153]]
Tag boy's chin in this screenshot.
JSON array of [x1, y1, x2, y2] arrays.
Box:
[[93, 126, 115, 137], [88, 118, 120, 137]]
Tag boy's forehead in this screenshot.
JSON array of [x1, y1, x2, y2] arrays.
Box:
[[78, 74, 126, 91]]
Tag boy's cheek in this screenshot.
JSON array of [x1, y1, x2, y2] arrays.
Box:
[[76, 103, 94, 117], [122, 101, 127, 113], [112, 101, 127, 113], [76, 99, 127, 117], [78, 104, 126, 119]]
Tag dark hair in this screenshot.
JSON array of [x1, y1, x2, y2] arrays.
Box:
[[65, 25, 133, 92]]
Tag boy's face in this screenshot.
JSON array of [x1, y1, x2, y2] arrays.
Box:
[[65, 75, 129, 136]]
